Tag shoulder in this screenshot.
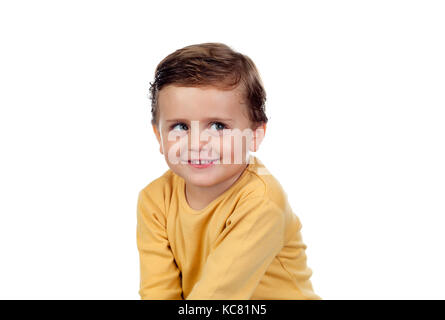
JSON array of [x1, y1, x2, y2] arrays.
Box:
[[241, 155, 290, 213], [139, 168, 172, 195], [238, 156, 301, 240], [138, 168, 175, 213]]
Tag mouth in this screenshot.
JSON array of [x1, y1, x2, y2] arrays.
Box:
[[187, 159, 218, 168]]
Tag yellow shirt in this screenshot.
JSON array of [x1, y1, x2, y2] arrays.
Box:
[[136, 155, 321, 300]]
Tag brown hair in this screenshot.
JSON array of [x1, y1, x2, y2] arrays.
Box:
[[149, 42, 268, 128]]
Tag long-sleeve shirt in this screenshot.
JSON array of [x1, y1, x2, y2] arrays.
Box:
[[136, 155, 321, 300]]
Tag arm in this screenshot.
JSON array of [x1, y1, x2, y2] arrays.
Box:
[[136, 189, 183, 300], [186, 196, 285, 300]]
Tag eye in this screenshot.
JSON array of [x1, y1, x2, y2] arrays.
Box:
[[209, 122, 227, 131], [170, 122, 188, 131]]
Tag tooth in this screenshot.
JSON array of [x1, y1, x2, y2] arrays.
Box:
[[190, 159, 215, 165]]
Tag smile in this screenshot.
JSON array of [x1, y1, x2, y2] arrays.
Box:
[[188, 159, 218, 168]]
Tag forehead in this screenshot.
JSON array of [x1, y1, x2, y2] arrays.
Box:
[[157, 84, 248, 120]]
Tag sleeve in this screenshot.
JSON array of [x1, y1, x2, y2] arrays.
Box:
[[136, 189, 183, 300], [186, 196, 285, 300]]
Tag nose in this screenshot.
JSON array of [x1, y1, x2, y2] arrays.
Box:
[[188, 120, 211, 157]]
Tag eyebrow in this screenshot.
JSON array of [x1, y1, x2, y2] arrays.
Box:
[[165, 117, 233, 123]]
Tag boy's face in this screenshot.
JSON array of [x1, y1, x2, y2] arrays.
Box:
[[152, 84, 266, 188]]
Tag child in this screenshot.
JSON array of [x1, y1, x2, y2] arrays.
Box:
[[136, 42, 321, 300]]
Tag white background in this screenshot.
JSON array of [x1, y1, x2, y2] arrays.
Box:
[[0, 0, 444, 299]]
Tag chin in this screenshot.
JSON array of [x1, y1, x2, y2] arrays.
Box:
[[186, 176, 219, 188]]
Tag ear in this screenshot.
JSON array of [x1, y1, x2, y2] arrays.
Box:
[[249, 123, 266, 152], [152, 124, 164, 155]]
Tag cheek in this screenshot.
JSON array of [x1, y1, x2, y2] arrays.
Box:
[[212, 136, 233, 159], [222, 133, 250, 154], [164, 135, 189, 164]]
